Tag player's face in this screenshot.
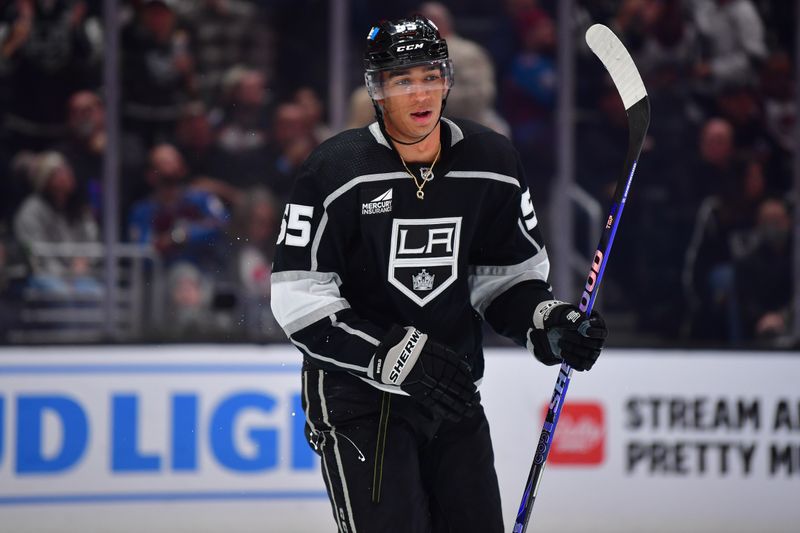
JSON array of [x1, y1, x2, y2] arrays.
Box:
[[378, 64, 445, 142]]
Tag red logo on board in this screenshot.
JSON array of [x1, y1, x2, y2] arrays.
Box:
[[541, 402, 605, 465]]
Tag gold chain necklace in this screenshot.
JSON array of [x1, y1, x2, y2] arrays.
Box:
[[398, 144, 442, 200]]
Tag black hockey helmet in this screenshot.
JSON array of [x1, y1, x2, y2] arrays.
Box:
[[364, 15, 454, 101], [364, 15, 449, 71]]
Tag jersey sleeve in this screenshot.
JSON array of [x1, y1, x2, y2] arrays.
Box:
[[470, 153, 554, 347], [270, 156, 387, 381]]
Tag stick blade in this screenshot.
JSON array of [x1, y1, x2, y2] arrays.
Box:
[[585, 24, 647, 111]]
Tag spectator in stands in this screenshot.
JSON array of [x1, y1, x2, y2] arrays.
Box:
[[293, 86, 332, 143], [735, 197, 792, 346], [712, 82, 767, 153], [418, 2, 510, 137], [759, 51, 795, 193], [624, 0, 698, 193], [164, 260, 218, 338], [171, 99, 245, 208], [0, 0, 101, 151], [214, 65, 273, 188], [1, 150, 38, 228], [121, 0, 196, 146], [224, 186, 283, 340], [502, 6, 556, 188], [683, 156, 766, 343], [13, 151, 100, 294], [174, 101, 218, 176], [689, 117, 737, 204], [128, 143, 229, 271], [56, 90, 105, 219], [346, 85, 374, 129], [691, 0, 767, 91], [263, 101, 317, 201], [625, 0, 697, 86], [174, 0, 271, 104], [576, 82, 630, 201]]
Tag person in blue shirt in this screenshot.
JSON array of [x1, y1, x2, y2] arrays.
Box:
[[128, 143, 229, 271]]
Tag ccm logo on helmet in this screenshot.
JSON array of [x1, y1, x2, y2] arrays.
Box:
[[396, 43, 424, 52]]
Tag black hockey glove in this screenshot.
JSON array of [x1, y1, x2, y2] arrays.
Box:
[[371, 326, 477, 421], [527, 300, 607, 371]]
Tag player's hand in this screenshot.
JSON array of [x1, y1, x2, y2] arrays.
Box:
[[526, 300, 607, 371], [371, 326, 477, 421]]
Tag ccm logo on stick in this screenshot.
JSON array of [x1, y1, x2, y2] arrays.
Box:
[[541, 402, 605, 465]]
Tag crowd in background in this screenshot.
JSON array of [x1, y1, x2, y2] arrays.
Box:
[[0, 0, 795, 348]]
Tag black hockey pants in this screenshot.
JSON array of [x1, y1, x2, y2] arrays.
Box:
[[301, 363, 504, 533]]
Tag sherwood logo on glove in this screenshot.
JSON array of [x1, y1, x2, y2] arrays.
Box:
[[381, 328, 427, 385], [388, 329, 422, 383]]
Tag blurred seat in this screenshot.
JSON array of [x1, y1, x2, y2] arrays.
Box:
[[8, 242, 164, 343]]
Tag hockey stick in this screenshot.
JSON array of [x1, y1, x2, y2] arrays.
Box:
[[512, 24, 650, 533]]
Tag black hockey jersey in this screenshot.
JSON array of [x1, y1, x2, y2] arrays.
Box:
[[270, 118, 553, 392]]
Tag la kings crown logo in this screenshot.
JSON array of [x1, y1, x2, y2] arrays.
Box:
[[412, 269, 434, 291], [388, 217, 461, 306]]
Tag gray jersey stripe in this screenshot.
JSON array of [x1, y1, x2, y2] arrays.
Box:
[[330, 315, 380, 346], [468, 252, 551, 316], [444, 170, 519, 187], [310, 171, 409, 271], [291, 337, 370, 373], [441, 117, 464, 146], [319, 372, 359, 533], [304, 370, 340, 531], [370, 119, 463, 148], [283, 300, 350, 335], [368, 122, 391, 149], [272, 270, 342, 285]]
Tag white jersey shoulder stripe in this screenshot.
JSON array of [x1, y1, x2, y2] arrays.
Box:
[[323, 172, 408, 209], [311, 171, 409, 271], [370, 118, 463, 148], [440, 117, 464, 146], [444, 170, 519, 187], [368, 122, 392, 149]]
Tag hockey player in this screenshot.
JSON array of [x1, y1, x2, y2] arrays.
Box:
[[270, 15, 607, 533]]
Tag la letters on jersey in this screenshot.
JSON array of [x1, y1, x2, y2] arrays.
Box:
[[388, 217, 462, 307]]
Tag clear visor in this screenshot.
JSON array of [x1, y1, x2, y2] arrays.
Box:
[[365, 59, 453, 100]]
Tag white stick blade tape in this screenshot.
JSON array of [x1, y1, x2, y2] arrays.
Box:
[[585, 24, 647, 111]]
